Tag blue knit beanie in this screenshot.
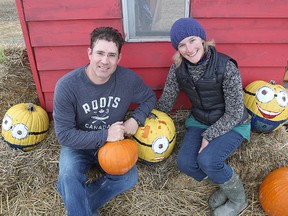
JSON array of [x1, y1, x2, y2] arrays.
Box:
[[170, 18, 206, 50]]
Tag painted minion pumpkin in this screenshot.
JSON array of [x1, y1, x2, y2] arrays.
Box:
[[1, 103, 49, 151], [131, 109, 176, 164], [243, 80, 288, 133]]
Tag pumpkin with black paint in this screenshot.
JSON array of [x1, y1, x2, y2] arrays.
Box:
[[1, 103, 49, 151], [131, 109, 176, 164], [243, 80, 288, 132]]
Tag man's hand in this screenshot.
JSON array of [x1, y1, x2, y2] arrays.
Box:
[[107, 121, 125, 142], [123, 118, 139, 136]]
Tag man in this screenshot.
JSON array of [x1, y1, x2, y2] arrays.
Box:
[[53, 27, 156, 216]]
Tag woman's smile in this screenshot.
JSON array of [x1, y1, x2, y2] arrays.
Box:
[[178, 36, 204, 64]]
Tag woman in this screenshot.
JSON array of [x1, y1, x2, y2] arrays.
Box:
[[156, 18, 251, 216]]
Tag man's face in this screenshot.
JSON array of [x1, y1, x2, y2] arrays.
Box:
[[87, 39, 121, 84]]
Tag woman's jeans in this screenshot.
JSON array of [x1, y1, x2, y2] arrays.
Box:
[[57, 146, 138, 216], [176, 126, 244, 184]]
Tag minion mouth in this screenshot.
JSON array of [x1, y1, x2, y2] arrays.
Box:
[[152, 157, 164, 161], [256, 103, 283, 119]]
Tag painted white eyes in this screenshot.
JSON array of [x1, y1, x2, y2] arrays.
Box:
[[11, 124, 29, 140], [256, 86, 275, 103], [152, 136, 169, 154], [2, 115, 29, 140], [2, 115, 13, 131], [276, 91, 288, 107], [256, 86, 288, 107]]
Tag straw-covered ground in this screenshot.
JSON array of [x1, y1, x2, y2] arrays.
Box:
[[1, 1, 288, 215]]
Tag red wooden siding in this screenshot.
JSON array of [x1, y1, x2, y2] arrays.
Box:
[[28, 20, 123, 47], [22, 0, 121, 21], [16, 0, 288, 114], [191, 0, 288, 18], [33, 43, 287, 70]]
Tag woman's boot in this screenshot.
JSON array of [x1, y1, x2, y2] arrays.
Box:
[[212, 171, 247, 216], [205, 178, 228, 209], [209, 189, 228, 209]]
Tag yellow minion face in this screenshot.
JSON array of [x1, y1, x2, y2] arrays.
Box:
[[1, 103, 49, 151], [131, 109, 176, 164], [244, 80, 288, 132]]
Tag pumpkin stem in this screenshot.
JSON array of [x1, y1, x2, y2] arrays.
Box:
[[149, 112, 157, 119], [269, 80, 276, 85], [27, 103, 35, 112]]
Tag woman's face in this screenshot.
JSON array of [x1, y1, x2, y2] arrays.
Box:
[[177, 36, 205, 64]]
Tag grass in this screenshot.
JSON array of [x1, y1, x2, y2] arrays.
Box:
[[0, 46, 5, 63]]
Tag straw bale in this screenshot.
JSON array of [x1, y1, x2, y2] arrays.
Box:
[[1, 46, 288, 215]]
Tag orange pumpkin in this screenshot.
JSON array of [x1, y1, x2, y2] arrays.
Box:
[[259, 167, 288, 216], [98, 139, 138, 175]]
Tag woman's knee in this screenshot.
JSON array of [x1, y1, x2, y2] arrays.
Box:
[[176, 155, 187, 173], [176, 155, 207, 181], [176, 155, 197, 175], [197, 152, 218, 172]]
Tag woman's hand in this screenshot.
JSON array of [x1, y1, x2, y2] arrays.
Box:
[[198, 138, 209, 153]]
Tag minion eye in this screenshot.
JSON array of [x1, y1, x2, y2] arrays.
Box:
[[276, 90, 288, 107], [152, 136, 169, 154], [11, 124, 29, 140], [256, 86, 274, 103], [2, 115, 13, 131]]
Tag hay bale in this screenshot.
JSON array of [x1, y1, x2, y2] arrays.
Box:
[[1, 47, 288, 215], [0, 46, 62, 216], [99, 119, 288, 216], [0, 125, 65, 216], [0, 46, 39, 110], [229, 127, 288, 182]]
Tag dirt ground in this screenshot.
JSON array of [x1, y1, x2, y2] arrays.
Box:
[[0, 0, 24, 46]]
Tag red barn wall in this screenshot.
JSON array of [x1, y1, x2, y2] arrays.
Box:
[[16, 0, 288, 114]]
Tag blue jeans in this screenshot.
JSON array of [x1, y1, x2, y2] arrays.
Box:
[[176, 126, 244, 184], [57, 146, 138, 216]]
